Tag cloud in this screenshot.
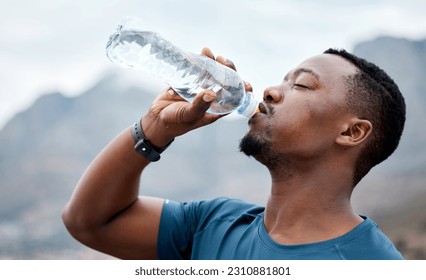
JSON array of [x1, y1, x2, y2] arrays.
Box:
[[0, 0, 425, 128]]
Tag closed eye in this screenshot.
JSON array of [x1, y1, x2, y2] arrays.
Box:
[[292, 83, 309, 89]]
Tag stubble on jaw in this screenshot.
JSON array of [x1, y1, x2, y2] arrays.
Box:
[[239, 124, 285, 172]]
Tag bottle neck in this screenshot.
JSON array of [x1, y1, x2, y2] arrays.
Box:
[[238, 93, 259, 118]]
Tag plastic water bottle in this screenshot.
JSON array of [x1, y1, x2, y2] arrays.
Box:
[[106, 17, 259, 117]]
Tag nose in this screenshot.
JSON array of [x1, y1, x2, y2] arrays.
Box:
[[263, 85, 284, 103]]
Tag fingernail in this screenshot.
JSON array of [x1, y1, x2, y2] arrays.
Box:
[[203, 93, 215, 102], [167, 89, 175, 96]]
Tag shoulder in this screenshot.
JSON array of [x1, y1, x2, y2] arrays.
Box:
[[162, 197, 263, 222], [160, 197, 264, 235], [337, 217, 404, 260], [196, 197, 262, 215]]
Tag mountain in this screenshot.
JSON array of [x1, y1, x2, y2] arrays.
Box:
[[0, 73, 269, 259], [0, 36, 425, 259], [354, 36, 426, 175], [351, 36, 426, 259]]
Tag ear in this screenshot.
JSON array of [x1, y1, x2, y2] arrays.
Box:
[[335, 119, 373, 147]]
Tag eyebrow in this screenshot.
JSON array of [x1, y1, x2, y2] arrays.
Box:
[[283, 67, 321, 82]]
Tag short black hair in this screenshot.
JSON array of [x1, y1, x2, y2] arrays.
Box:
[[324, 48, 406, 186]]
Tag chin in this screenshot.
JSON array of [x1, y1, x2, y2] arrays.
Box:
[[240, 132, 272, 159], [240, 132, 260, 156], [239, 131, 285, 170]]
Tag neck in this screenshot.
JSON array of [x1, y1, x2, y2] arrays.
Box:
[[263, 158, 363, 245]]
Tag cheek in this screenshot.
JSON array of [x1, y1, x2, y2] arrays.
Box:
[[270, 102, 338, 153], [272, 99, 313, 133]]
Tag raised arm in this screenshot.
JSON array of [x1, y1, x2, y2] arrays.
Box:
[[61, 48, 234, 259]]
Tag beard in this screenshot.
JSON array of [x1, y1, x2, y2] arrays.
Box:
[[239, 132, 268, 158], [239, 127, 283, 170]]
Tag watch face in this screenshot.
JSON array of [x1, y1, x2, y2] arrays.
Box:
[[131, 121, 167, 162], [135, 139, 160, 162]]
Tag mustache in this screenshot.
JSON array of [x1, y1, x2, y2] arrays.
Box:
[[265, 102, 275, 116]]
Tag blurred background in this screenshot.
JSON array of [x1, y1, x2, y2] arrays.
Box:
[[0, 0, 425, 259]]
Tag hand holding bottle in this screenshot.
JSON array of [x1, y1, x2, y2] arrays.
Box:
[[141, 47, 253, 149]]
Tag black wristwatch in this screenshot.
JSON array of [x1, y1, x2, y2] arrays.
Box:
[[131, 121, 174, 162]]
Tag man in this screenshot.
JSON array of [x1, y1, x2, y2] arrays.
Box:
[[62, 47, 406, 259]]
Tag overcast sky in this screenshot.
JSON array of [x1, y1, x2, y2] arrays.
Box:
[[1, 0, 425, 128]]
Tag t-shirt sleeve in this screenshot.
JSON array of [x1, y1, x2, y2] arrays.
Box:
[[156, 197, 241, 260], [157, 199, 195, 259]]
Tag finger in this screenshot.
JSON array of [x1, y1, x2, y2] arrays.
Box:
[[156, 87, 183, 102], [167, 88, 175, 96], [216, 56, 237, 71], [244, 81, 253, 92], [216, 55, 226, 65], [201, 47, 215, 59], [224, 59, 236, 71]]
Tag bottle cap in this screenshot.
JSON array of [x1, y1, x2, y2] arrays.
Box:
[[238, 93, 260, 118]]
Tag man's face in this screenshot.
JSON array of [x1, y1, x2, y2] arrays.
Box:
[[240, 54, 358, 168]]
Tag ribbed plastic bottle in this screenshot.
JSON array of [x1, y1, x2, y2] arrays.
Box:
[[106, 17, 259, 117]]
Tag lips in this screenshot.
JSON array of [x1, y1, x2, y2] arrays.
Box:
[[258, 102, 269, 115], [249, 102, 270, 124]]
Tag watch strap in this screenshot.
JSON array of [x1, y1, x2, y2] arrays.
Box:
[[131, 121, 174, 162]]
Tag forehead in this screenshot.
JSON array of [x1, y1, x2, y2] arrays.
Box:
[[295, 54, 358, 83]]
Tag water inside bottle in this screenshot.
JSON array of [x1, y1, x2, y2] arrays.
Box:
[[107, 27, 249, 115]]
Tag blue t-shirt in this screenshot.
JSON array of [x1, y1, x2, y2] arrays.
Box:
[[157, 197, 404, 260]]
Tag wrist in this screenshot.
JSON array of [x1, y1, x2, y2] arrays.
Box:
[[131, 120, 174, 162]]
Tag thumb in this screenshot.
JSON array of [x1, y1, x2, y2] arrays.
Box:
[[180, 90, 216, 123]]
